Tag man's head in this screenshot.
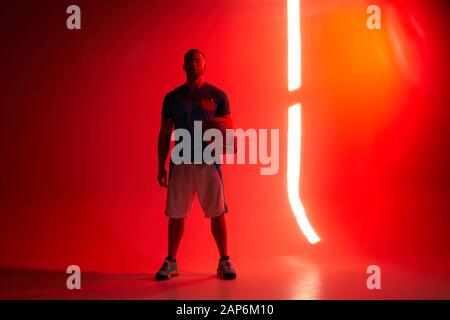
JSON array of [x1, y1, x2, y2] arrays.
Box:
[[183, 49, 207, 78]]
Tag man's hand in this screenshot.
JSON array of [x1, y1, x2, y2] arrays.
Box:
[[157, 167, 169, 188]]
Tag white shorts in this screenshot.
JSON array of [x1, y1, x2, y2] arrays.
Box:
[[165, 163, 228, 218]]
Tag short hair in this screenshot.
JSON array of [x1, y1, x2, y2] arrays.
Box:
[[184, 49, 206, 61]]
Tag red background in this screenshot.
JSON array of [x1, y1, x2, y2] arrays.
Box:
[[0, 0, 449, 274]]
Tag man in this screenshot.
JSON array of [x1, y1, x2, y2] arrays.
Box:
[[155, 49, 237, 281]]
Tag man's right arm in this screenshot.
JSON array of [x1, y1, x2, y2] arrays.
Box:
[[157, 117, 173, 188]]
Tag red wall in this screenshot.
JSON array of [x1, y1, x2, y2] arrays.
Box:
[[0, 0, 449, 274]]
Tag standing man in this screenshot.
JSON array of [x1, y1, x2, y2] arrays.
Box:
[[156, 49, 237, 281]]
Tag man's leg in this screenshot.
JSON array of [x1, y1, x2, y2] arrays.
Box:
[[211, 214, 236, 279], [211, 214, 228, 258], [156, 164, 194, 280], [155, 217, 184, 281], [195, 164, 236, 279], [168, 217, 185, 259]]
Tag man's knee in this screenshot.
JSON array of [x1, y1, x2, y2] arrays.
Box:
[[169, 217, 185, 225], [211, 213, 226, 224]]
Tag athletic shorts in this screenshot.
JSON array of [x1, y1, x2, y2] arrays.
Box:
[[165, 163, 228, 218]]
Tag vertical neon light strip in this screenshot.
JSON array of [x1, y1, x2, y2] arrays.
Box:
[[288, 0, 301, 91], [287, 0, 320, 244]]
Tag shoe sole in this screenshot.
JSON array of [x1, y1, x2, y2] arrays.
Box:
[[155, 272, 179, 281], [217, 271, 237, 280]]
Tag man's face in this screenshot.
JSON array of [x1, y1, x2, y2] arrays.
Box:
[[183, 52, 206, 78]]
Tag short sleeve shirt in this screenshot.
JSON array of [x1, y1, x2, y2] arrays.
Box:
[[161, 82, 231, 163], [162, 82, 231, 130]]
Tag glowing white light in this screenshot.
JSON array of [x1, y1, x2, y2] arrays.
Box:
[[287, 0, 320, 243], [288, 104, 320, 244], [288, 0, 301, 91]]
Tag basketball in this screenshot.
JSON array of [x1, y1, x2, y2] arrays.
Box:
[[204, 116, 234, 134], [203, 115, 236, 154]]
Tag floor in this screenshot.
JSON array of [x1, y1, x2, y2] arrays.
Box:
[[1, 255, 450, 300]]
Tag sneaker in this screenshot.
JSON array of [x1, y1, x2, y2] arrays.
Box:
[[155, 257, 179, 281], [217, 257, 237, 280]]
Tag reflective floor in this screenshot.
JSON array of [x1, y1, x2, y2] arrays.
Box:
[[1, 255, 450, 300]]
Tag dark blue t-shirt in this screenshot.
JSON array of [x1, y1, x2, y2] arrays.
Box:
[[162, 82, 231, 130], [161, 82, 231, 163]]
